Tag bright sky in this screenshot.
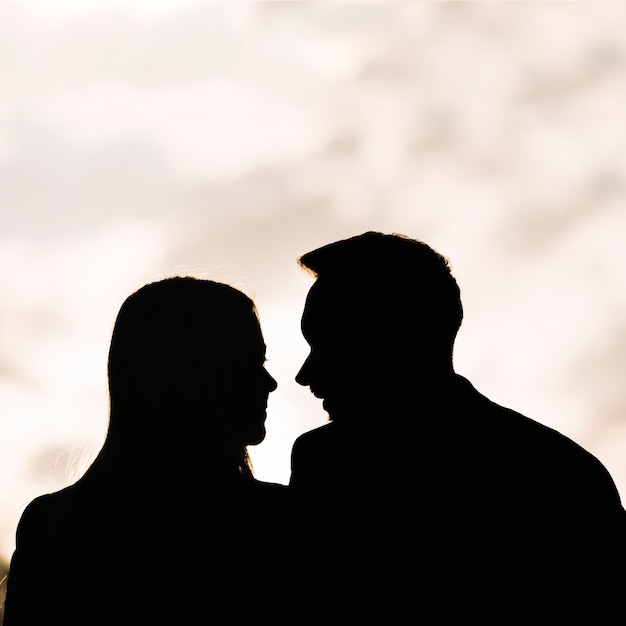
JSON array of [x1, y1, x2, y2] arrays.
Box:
[[1, 0, 626, 569]]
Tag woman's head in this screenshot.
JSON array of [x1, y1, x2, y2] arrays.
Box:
[[106, 277, 277, 473]]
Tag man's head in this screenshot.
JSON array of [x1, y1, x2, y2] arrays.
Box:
[[295, 231, 463, 422]]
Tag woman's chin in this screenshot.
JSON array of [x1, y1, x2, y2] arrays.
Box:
[[245, 427, 266, 447]]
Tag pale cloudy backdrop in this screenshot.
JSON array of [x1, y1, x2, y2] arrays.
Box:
[[1, 0, 626, 573]]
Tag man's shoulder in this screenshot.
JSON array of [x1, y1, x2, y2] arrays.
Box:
[[457, 375, 583, 446], [474, 386, 593, 458], [462, 376, 624, 503], [292, 422, 346, 455], [289, 422, 350, 490], [294, 421, 334, 441]]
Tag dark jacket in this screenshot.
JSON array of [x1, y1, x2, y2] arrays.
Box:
[[3, 467, 287, 626], [289, 375, 626, 619]]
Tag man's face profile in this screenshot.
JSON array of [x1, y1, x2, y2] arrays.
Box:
[[296, 279, 376, 422]]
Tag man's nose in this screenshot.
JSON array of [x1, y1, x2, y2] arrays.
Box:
[[295, 354, 312, 387]]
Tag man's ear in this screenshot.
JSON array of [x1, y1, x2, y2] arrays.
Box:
[[361, 303, 409, 364], [368, 302, 440, 373]]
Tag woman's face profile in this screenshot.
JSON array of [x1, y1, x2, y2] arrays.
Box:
[[234, 314, 278, 447]]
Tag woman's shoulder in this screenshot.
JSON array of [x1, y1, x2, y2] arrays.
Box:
[[233, 478, 288, 512], [250, 477, 288, 497], [16, 486, 77, 538], [253, 478, 288, 497]]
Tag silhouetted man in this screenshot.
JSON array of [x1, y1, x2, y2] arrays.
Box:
[[289, 231, 625, 619]]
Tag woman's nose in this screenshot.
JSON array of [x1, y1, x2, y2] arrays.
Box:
[[266, 369, 278, 392]]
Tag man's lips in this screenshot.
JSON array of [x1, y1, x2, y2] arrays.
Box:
[[310, 389, 331, 410]]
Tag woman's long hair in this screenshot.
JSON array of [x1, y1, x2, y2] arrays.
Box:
[[100, 276, 261, 478]]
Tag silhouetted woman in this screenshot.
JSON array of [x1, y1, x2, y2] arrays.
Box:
[[3, 277, 286, 625]]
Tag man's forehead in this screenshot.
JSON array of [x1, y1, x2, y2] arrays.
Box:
[[302, 279, 359, 327], [305, 278, 355, 308]]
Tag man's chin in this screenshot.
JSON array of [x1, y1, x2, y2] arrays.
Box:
[[322, 400, 348, 423], [323, 397, 376, 423], [322, 399, 335, 418]]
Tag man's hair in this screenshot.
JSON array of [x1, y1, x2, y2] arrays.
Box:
[[298, 231, 463, 352]]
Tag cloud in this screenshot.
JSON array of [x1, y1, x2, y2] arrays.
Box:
[[31, 80, 324, 183]]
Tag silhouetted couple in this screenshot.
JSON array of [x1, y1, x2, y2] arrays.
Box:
[[4, 232, 625, 624]]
